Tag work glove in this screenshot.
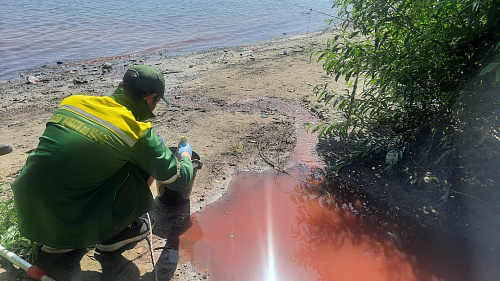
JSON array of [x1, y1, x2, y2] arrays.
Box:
[[177, 142, 192, 158]]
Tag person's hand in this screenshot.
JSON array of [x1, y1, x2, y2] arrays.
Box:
[[177, 142, 192, 158]]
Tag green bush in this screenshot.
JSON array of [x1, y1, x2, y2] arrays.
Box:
[[312, 0, 500, 172]]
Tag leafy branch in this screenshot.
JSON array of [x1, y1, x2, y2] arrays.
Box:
[[312, 0, 500, 176]]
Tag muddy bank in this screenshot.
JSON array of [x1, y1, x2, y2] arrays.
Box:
[[318, 138, 500, 280]]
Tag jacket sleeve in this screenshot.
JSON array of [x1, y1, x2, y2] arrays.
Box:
[[130, 128, 193, 191]]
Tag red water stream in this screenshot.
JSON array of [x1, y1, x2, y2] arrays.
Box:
[[169, 98, 444, 280], [185, 169, 445, 280]]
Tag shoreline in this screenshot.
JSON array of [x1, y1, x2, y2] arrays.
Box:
[[0, 28, 334, 85], [0, 28, 342, 124]]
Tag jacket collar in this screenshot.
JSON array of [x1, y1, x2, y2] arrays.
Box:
[[110, 86, 155, 121]]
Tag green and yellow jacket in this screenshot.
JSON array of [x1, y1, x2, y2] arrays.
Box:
[[12, 88, 193, 249]]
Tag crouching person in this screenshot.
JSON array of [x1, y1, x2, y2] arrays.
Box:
[[12, 65, 194, 253]]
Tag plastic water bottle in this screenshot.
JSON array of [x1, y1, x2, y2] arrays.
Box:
[[176, 136, 188, 158], [26, 75, 38, 84]]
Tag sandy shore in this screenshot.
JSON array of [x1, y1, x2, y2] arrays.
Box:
[[0, 29, 346, 280]]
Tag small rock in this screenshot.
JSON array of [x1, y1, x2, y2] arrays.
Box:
[[102, 62, 112, 69], [0, 143, 13, 156], [73, 78, 88, 84]]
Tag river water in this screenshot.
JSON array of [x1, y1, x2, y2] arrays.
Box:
[[0, 0, 334, 82]]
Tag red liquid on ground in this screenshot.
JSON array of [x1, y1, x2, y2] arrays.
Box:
[[177, 167, 441, 281], [169, 98, 443, 280]]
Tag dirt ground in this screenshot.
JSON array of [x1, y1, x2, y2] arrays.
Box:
[[1, 28, 499, 280]]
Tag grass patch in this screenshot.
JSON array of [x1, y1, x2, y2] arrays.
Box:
[[0, 183, 38, 263], [230, 143, 244, 156]]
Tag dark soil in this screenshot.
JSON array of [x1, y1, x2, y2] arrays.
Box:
[[318, 137, 500, 281]]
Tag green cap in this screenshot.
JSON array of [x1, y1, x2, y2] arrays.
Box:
[[123, 65, 171, 104]]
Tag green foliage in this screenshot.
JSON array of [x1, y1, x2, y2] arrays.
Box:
[[0, 184, 38, 263], [231, 143, 244, 156], [313, 0, 500, 171]]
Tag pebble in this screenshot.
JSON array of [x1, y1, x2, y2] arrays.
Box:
[[0, 143, 13, 156], [102, 62, 112, 69], [73, 78, 88, 84]]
